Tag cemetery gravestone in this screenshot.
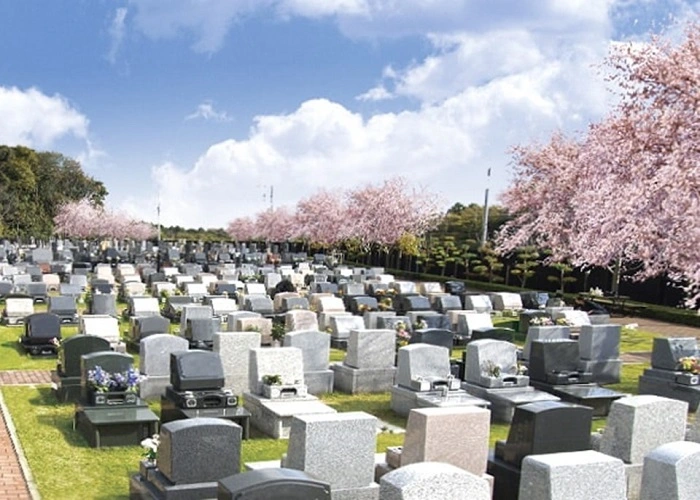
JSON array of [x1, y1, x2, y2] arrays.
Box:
[[332, 329, 397, 394], [138, 334, 189, 399], [639, 441, 700, 500], [391, 344, 488, 417], [51, 335, 111, 402], [218, 469, 331, 500], [380, 462, 491, 500], [578, 324, 623, 384], [283, 330, 333, 395], [214, 331, 261, 395], [329, 315, 365, 349], [129, 418, 242, 499], [638, 337, 700, 411]]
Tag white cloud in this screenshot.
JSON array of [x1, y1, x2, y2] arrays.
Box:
[[0, 86, 88, 148], [107, 7, 128, 65], [356, 85, 394, 101], [185, 101, 232, 122]]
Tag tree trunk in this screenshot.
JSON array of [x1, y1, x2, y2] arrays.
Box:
[[611, 257, 622, 297]]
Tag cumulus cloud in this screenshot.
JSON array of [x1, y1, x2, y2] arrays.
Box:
[[185, 101, 232, 122], [107, 7, 128, 64], [0, 86, 89, 148]]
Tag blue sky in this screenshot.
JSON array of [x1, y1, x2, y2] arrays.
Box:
[[0, 0, 697, 228]]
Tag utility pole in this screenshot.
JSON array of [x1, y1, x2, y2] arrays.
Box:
[[481, 167, 491, 247]]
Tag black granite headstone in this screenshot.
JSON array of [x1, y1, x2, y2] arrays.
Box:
[[186, 318, 219, 348], [396, 295, 431, 315], [349, 296, 378, 314], [171, 350, 225, 391], [133, 315, 171, 341], [59, 335, 111, 377], [444, 281, 466, 295], [419, 314, 451, 330], [528, 340, 581, 383], [24, 313, 61, 341], [218, 469, 331, 500], [409, 328, 453, 352]]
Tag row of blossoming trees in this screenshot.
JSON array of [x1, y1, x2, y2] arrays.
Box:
[[54, 199, 156, 241], [226, 177, 443, 255], [496, 23, 700, 306]]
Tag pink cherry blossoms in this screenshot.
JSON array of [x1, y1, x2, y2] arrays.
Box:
[[54, 199, 156, 241], [497, 23, 700, 306], [226, 177, 442, 249]]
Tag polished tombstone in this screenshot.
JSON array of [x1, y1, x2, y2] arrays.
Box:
[[520, 291, 549, 310], [3, 296, 34, 325], [329, 315, 365, 349], [522, 325, 571, 361], [415, 314, 451, 330], [74, 351, 158, 448], [243, 347, 336, 438], [463, 294, 493, 313], [488, 401, 593, 500], [51, 335, 111, 403], [283, 330, 333, 395], [517, 310, 550, 334], [218, 469, 331, 500], [578, 324, 623, 384], [284, 310, 319, 333], [376, 406, 491, 483], [243, 295, 274, 315], [638, 337, 700, 411], [332, 329, 397, 394], [349, 295, 378, 315], [184, 317, 220, 350], [138, 334, 189, 400], [80, 314, 122, 348], [395, 295, 431, 316], [528, 340, 625, 416], [391, 344, 488, 417], [128, 315, 171, 346], [26, 282, 48, 303], [408, 328, 453, 353], [456, 312, 494, 339], [162, 295, 195, 321], [363, 311, 396, 329], [490, 292, 523, 311], [130, 418, 242, 499], [281, 412, 380, 499], [19, 312, 61, 356], [461, 340, 559, 423], [160, 350, 249, 438], [89, 293, 118, 317]]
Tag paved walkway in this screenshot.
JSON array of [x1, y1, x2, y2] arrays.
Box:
[[0, 391, 35, 499], [0, 371, 51, 386]]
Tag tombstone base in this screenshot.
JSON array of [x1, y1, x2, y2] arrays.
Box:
[[129, 466, 219, 500], [529, 382, 625, 416], [390, 385, 489, 417], [331, 364, 396, 394], [487, 453, 521, 500], [19, 339, 58, 356], [638, 372, 700, 412], [138, 376, 170, 400], [623, 463, 643, 500], [331, 483, 379, 500], [74, 403, 158, 448], [242, 392, 337, 439], [461, 383, 560, 423], [159, 397, 251, 439], [304, 369, 334, 395], [330, 338, 348, 350], [51, 372, 82, 403], [578, 359, 622, 385]]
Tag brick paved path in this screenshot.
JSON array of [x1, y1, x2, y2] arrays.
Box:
[[0, 370, 52, 386], [0, 387, 35, 499]]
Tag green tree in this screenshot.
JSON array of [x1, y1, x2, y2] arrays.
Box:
[[510, 246, 540, 289]]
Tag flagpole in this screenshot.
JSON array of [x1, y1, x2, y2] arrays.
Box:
[[481, 167, 491, 247]]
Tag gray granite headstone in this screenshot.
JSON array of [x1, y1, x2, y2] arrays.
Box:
[[523, 325, 571, 361], [226, 311, 261, 331], [344, 329, 396, 369], [396, 344, 451, 389], [600, 395, 688, 464], [579, 325, 621, 360], [640, 441, 700, 500], [520, 450, 626, 500], [380, 462, 490, 500], [158, 418, 242, 484], [285, 310, 319, 333], [283, 330, 330, 372], [59, 335, 111, 377], [330, 315, 365, 339], [650, 337, 699, 371], [285, 412, 378, 493], [464, 339, 519, 386], [214, 331, 261, 394], [248, 347, 304, 395], [140, 334, 189, 377], [462, 295, 492, 313]]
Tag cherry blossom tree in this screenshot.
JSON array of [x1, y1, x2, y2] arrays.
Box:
[[226, 216, 256, 242], [497, 23, 700, 305], [295, 190, 348, 246], [252, 206, 299, 242], [54, 199, 156, 240]]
